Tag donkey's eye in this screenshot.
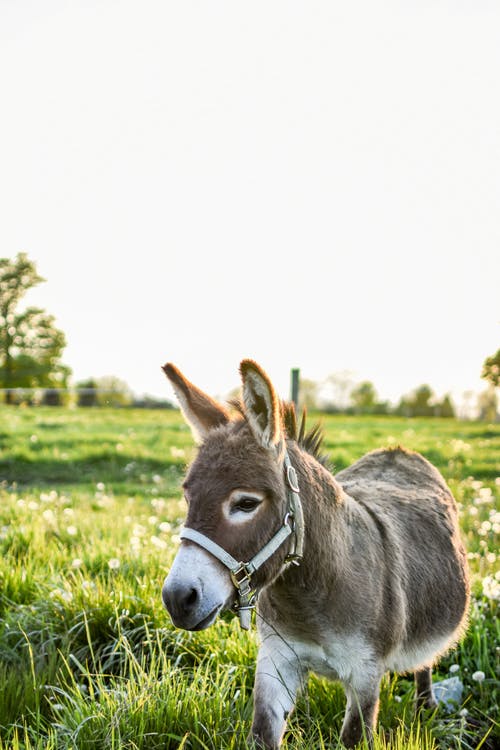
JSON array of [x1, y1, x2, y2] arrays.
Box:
[[232, 496, 261, 513], [225, 491, 265, 522]]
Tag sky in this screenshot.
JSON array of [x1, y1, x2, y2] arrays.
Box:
[[1, 1, 499, 409]]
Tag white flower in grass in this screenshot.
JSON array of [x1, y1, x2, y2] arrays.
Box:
[[50, 589, 73, 602], [159, 521, 172, 533], [130, 534, 141, 548], [150, 535, 167, 550], [449, 664, 460, 674], [170, 447, 185, 458], [42, 509, 56, 524], [482, 575, 500, 601], [151, 498, 166, 512], [472, 670, 485, 682], [66, 525, 78, 536], [71, 558, 83, 568], [96, 482, 105, 491], [108, 557, 121, 570], [28, 501, 39, 510]]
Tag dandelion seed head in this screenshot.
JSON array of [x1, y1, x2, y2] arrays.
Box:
[[108, 558, 121, 570], [472, 670, 485, 682], [482, 575, 500, 600], [42, 509, 56, 524], [150, 535, 167, 550], [151, 498, 166, 511], [130, 535, 141, 550]]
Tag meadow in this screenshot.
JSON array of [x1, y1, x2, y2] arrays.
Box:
[[0, 406, 498, 750]]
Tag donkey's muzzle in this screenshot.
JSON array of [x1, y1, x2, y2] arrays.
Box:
[[162, 579, 222, 631]]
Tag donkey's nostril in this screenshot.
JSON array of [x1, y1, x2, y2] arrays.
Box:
[[185, 587, 198, 608], [163, 580, 201, 620]]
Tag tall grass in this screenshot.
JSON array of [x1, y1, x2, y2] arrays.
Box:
[[0, 407, 498, 748]]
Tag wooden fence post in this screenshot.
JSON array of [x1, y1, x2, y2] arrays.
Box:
[[290, 368, 300, 408]]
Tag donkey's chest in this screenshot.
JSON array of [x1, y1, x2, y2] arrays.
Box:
[[288, 631, 379, 685]]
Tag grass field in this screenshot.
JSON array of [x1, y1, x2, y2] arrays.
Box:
[[0, 406, 498, 749]]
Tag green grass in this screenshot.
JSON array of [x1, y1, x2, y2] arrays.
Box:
[[0, 407, 498, 749]]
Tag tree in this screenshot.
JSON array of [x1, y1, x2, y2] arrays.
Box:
[[480, 349, 500, 422], [323, 371, 355, 412], [75, 378, 99, 407], [75, 376, 133, 407], [482, 349, 500, 388], [0, 253, 71, 403], [396, 385, 435, 417], [94, 376, 133, 407], [436, 394, 455, 418], [477, 387, 498, 422], [298, 378, 319, 411], [350, 381, 377, 413]]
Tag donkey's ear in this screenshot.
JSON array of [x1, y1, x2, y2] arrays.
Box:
[[240, 359, 283, 451], [162, 363, 229, 443]]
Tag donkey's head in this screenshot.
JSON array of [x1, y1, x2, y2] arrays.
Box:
[[162, 360, 300, 631]]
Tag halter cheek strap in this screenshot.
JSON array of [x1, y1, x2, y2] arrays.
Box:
[[179, 449, 304, 630]]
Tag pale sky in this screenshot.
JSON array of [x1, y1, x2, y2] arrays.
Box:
[[1, 1, 499, 407]]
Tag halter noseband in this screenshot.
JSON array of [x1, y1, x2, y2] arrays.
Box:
[[179, 450, 304, 630]]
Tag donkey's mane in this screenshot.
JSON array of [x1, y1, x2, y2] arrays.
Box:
[[229, 399, 330, 467]]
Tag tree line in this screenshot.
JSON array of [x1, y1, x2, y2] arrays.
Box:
[[0, 253, 173, 408], [1, 252, 499, 418]]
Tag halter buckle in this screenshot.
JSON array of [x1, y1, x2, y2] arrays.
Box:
[[230, 563, 253, 593]]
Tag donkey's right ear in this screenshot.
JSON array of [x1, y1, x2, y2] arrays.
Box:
[[162, 363, 229, 443]]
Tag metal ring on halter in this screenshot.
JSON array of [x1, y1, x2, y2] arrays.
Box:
[[286, 464, 301, 493]]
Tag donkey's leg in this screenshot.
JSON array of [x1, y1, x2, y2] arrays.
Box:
[[414, 667, 438, 710], [250, 635, 305, 749], [340, 675, 382, 749]]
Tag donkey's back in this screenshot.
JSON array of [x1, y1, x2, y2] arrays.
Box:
[[336, 446, 469, 673]]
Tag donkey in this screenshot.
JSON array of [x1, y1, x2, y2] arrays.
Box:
[[162, 360, 470, 748]]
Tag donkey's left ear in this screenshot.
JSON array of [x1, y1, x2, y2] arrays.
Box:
[[240, 360, 283, 452]]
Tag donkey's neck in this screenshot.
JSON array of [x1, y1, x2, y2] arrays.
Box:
[[281, 443, 348, 581], [258, 443, 351, 637]]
